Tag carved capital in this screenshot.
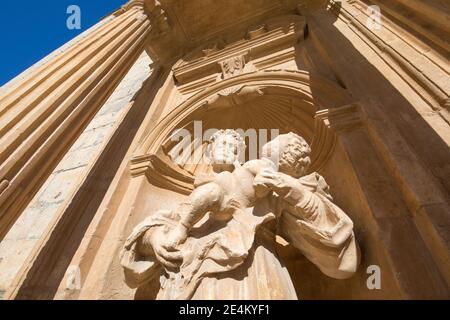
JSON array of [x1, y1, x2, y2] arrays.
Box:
[[117, 0, 145, 14], [116, 0, 170, 35]]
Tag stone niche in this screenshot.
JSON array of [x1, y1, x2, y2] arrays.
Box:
[[82, 6, 448, 297], [126, 81, 368, 300], [87, 56, 375, 298]]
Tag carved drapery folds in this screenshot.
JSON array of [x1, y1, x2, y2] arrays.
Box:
[[123, 130, 361, 299], [0, 1, 152, 240]]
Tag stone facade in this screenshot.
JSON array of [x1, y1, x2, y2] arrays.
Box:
[[0, 52, 152, 298], [0, 0, 448, 299]]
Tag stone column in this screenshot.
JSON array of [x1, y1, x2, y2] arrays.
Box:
[[0, 1, 152, 240]]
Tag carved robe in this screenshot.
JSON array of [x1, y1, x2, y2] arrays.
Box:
[[120, 172, 359, 299]]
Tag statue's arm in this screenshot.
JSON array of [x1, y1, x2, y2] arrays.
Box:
[[280, 186, 360, 279], [287, 190, 354, 248], [123, 181, 224, 276], [166, 181, 224, 246], [256, 170, 360, 279]]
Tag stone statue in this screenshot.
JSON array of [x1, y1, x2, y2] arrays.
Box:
[[120, 130, 360, 299]]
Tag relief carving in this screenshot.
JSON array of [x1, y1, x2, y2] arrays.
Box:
[[121, 130, 360, 299], [219, 55, 246, 79]]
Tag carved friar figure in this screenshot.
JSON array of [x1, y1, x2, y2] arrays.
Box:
[[120, 130, 360, 299]]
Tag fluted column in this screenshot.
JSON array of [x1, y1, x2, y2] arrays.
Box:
[[0, 0, 152, 240]]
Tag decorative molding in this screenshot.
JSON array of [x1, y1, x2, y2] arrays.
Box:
[[247, 25, 267, 40], [130, 154, 152, 177], [115, 0, 145, 15], [219, 54, 247, 79], [203, 84, 265, 109], [145, 0, 171, 35], [310, 104, 364, 172], [177, 74, 218, 95], [132, 103, 364, 194], [172, 15, 306, 85], [116, 1, 170, 36], [316, 104, 364, 134], [363, 0, 450, 53], [139, 69, 353, 157], [132, 70, 354, 193], [132, 149, 195, 195], [0, 180, 9, 196], [252, 47, 296, 70]]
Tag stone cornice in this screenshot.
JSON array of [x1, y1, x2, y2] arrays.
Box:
[[172, 15, 306, 85], [116, 0, 145, 15], [311, 104, 364, 172]]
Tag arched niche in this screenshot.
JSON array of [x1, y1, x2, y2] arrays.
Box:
[[73, 69, 367, 301], [119, 68, 366, 300], [132, 69, 361, 195]]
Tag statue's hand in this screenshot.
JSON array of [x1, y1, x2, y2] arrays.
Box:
[[143, 227, 184, 271], [257, 170, 304, 198]]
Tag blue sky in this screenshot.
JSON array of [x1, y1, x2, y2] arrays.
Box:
[[0, 0, 127, 86]]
